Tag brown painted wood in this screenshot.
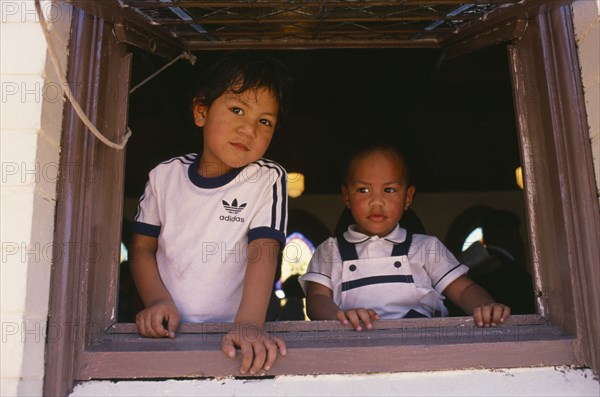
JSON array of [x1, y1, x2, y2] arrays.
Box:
[[538, 4, 600, 373], [152, 16, 482, 25], [508, 11, 574, 332], [78, 317, 573, 379], [85, 43, 130, 340], [507, 3, 600, 375], [442, 1, 559, 58], [44, 9, 102, 397], [444, 15, 529, 59], [124, 1, 522, 8], [110, 314, 553, 333], [66, 0, 183, 59], [67, 0, 530, 52], [185, 40, 442, 50], [43, 8, 131, 397]]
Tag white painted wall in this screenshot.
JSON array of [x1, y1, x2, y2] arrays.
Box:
[[572, 0, 600, 204], [70, 367, 599, 397], [0, 1, 70, 395]]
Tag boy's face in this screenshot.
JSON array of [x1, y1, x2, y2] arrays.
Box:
[[193, 87, 279, 177], [342, 150, 415, 237]]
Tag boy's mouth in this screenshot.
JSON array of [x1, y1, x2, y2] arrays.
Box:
[[368, 213, 386, 222], [230, 142, 250, 152]]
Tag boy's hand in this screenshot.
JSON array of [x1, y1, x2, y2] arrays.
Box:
[[135, 299, 180, 338], [221, 325, 287, 375], [336, 308, 380, 331], [472, 302, 510, 327]]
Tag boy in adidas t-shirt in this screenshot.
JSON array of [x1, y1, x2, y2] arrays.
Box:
[[300, 143, 511, 331], [131, 52, 293, 374]]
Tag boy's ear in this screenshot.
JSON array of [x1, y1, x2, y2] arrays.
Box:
[[192, 97, 208, 127], [405, 185, 416, 210], [341, 185, 350, 208]]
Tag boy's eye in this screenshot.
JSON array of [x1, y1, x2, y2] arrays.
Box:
[[357, 187, 370, 193], [384, 187, 398, 193], [231, 107, 243, 115], [259, 118, 273, 127]]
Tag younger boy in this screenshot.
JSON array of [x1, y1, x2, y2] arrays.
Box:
[[299, 143, 511, 331], [130, 52, 293, 374]]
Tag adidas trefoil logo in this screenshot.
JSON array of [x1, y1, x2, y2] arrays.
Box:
[[220, 199, 247, 223], [222, 198, 247, 214]]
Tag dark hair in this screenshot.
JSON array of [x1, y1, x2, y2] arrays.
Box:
[[341, 140, 413, 187], [194, 51, 293, 131]]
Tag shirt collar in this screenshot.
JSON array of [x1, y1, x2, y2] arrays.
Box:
[[188, 154, 243, 189], [343, 224, 407, 244]]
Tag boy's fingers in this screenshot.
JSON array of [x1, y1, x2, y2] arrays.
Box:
[[167, 313, 179, 338], [357, 309, 373, 329], [151, 313, 169, 337], [136, 316, 147, 336], [221, 334, 236, 358], [139, 314, 161, 338], [472, 306, 484, 327], [273, 335, 287, 356], [492, 304, 510, 325], [346, 311, 362, 331], [501, 305, 511, 322], [263, 339, 278, 371], [480, 305, 493, 327], [336, 310, 349, 326], [368, 309, 380, 320], [489, 304, 500, 326], [239, 341, 254, 374], [249, 343, 267, 375]]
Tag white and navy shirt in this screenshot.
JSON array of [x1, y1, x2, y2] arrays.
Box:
[[133, 153, 288, 323], [299, 225, 469, 318]]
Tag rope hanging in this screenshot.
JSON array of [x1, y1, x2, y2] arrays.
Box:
[[35, 0, 133, 150]]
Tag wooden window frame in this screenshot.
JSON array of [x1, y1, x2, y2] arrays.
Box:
[[44, 3, 600, 396]]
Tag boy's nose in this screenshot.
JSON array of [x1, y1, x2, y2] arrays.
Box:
[[237, 121, 257, 137], [369, 194, 384, 206]]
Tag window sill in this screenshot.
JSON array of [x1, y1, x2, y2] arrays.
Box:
[[77, 315, 573, 380]]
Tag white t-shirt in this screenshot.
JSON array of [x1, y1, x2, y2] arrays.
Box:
[[133, 153, 288, 322], [299, 225, 469, 318]]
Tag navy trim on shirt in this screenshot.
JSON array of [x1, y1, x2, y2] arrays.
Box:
[[248, 226, 286, 246], [303, 271, 332, 279], [342, 275, 415, 292], [271, 178, 279, 229], [391, 233, 412, 256], [278, 168, 287, 231], [337, 237, 359, 261], [132, 221, 161, 237], [432, 263, 464, 288], [188, 154, 243, 189], [255, 159, 287, 232]]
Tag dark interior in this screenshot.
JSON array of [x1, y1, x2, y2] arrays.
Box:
[[125, 45, 520, 198], [119, 44, 528, 322]]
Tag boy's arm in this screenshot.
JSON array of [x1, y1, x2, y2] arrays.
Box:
[[306, 282, 379, 331], [443, 275, 510, 327], [305, 281, 339, 320], [221, 238, 287, 374], [129, 233, 180, 338]]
